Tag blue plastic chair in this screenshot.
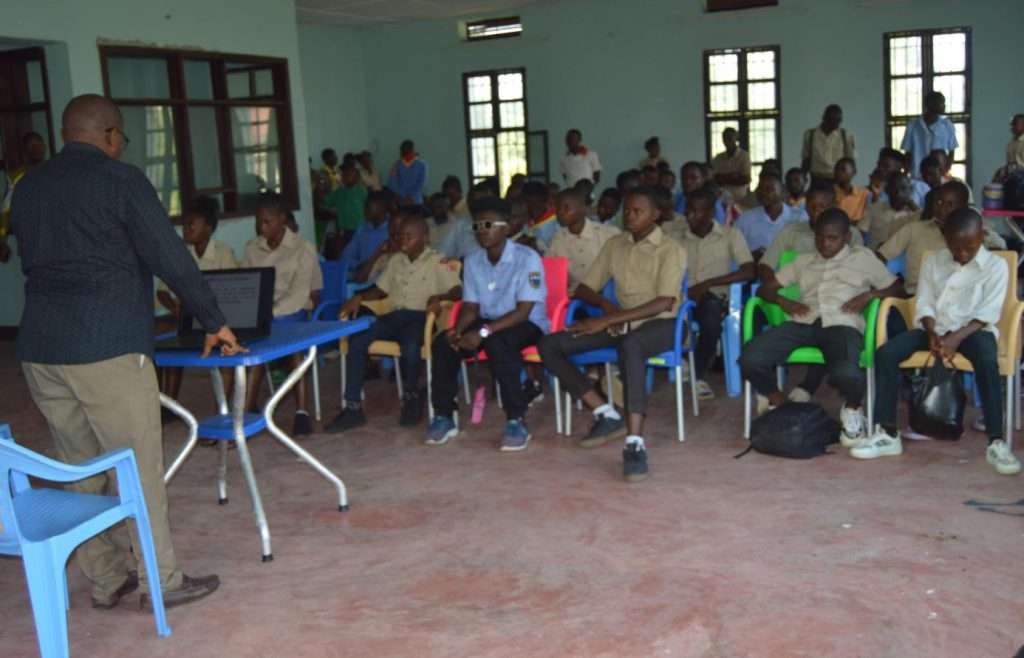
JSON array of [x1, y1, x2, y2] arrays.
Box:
[[0, 423, 171, 658]]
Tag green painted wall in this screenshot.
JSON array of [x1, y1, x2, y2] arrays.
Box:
[[300, 0, 1023, 199], [1, 0, 314, 326]]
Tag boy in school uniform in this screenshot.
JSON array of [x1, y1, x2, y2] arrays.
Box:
[[1007, 114, 1024, 169], [711, 127, 752, 205], [596, 187, 623, 229], [639, 136, 670, 171], [675, 161, 727, 222], [861, 173, 919, 248], [734, 174, 808, 257], [241, 193, 323, 435], [546, 188, 620, 294], [341, 190, 390, 272], [327, 214, 462, 432], [561, 129, 602, 186], [910, 155, 944, 209], [323, 161, 368, 247], [353, 209, 404, 284], [868, 148, 907, 205], [427, 192, 458, 250], [739, 209, 903, 444], [785, 168, 807, 209], [901, 91, 958, 181], [853, 209, 1020, 476], [320, 148, 341, 191], [833, 157, 869, 224], [425, 197, 549, 452], [522, 180, 559, 251], [438, 183, 495, 259], [538, 187, 687, 482], [387, 139, 427, 205], [670, 186, 756, 400], [801, 104, 856, 187]]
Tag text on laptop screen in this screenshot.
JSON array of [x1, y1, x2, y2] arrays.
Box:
[[192, 271, 262, 330]]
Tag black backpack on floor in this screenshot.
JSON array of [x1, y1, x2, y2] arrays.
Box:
[[737, 401, 840, 459]]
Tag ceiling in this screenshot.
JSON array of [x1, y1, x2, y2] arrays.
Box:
[[295, 0, 555, 25]]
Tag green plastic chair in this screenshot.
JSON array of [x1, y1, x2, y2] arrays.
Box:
[[741, 250, 881, 438]]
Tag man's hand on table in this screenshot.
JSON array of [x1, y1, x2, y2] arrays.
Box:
[[203, 326, 248, 357]]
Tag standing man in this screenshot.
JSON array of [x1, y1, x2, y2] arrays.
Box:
[[11, 94, 243, 610], [901, 91, 958, 181], [711, 127, 752, 205], [356, 150, 382, 191], [801, 104, 856, 187], [1, 131, 48, 263], [561, 128, 602, 187], [1006, 114, 1024, 169], [388, 139, 427, 205]]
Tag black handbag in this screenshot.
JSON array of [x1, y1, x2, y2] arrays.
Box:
[[909, 357, 966, 440]]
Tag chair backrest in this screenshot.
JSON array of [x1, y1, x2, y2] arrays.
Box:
[[319, 257, 352, 303], [541, 256, 570, 331]]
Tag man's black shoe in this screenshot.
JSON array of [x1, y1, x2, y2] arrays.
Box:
[[91, 571, 138, 609], [579, 414, 627, 449], [622, 443, 649, 482], [326, 407, 366, 433], [140, 574, 220, 611], [399, 393, 424, 427]]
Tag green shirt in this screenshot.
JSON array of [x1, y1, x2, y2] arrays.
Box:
[[325, 184, 368, 232]]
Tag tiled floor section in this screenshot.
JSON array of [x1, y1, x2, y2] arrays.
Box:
[[1, 345, 1023, 657]]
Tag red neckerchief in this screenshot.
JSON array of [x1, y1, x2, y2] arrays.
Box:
[[569, 145, 589, 156], [531, 207, 557, 227], [401, 152, 418, 165]]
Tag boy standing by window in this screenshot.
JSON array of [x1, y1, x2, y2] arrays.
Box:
[[854, 209, 1019, 476], [561, 129, 602, 186], [711, 127, 752, 205], [324, 161, 368, 246]]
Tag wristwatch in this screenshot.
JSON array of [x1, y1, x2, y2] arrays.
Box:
[[478, 324, 492, 339]]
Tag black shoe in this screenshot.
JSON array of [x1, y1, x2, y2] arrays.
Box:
[[399, 393, 424, 427], [140, 574, 220, 611], [523, 379, 544, 407], [579, 414, 627, 449], [293, 411, 314, 436], [326, 406, 366, 433], [91, 571, 138, 609], [622, 443, 649, 482]]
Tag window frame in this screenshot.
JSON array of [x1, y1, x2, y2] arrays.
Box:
[[465, 17, 523, 42], [98, 45, 299, 222], [702, 45, 782, 178], [461, 67, 530, 192], [0, 46, 57, 172], [883, 27, 972, 183]]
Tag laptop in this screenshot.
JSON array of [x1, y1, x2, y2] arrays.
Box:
[[155, 267, 276, 350]]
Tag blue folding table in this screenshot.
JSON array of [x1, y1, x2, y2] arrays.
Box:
[[155, 319, 372, 562]]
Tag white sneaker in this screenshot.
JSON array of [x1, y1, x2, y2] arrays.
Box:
[[850, 426, 904, 459], [971, 416, 986, 433], [986, 440, 1021, 476], [696, 380, 715, 400], [755, 394, 772, 415], [788, 387, 811, 403], [839, 405, 867, 447]]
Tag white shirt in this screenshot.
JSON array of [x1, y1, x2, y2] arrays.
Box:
[[560, 149, 602, 186], [915, 247, 1007, 340]]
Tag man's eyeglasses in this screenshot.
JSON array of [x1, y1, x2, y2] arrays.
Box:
[[105, 127, 131, 145], [472, 220, 508, 232]]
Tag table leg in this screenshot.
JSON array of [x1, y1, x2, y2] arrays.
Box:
[[232, 365, 274, 562], [161, 394, 198, 484], [264, 346, 349, 511], [210, 369, 230, 504]]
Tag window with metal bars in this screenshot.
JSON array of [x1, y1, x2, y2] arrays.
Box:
[[884, 28, 971, 183], [462, 68, 529, 195], [703, 46, 781, 181], [465, 17, 523, 41]]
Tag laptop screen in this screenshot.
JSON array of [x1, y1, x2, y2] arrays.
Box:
[[191, 270, 265, 331]]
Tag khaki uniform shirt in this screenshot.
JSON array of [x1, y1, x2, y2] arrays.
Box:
[[776, 245, 897, 333], [880, 220, 1006, 294], [546, 220, 620, 293], [581, 225, 687, 327], [241, 229, 321, 317], [802, 127, 856, 179], [711, 147, 751, 203], [666, 221, 752, 299], [762, 220, 864, 270], [158, 239, 237, 294], [1007, 135, 1024, 168], [861, 202, 919, 248], [376, 247, 461, 312]]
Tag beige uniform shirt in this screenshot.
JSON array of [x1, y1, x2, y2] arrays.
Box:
[[711, 148, 751, 203], [428, 217, 459, 251], [547, 220, 620, 293], [762, 220, 864, 270], [861, 202, 919, 248], [157, 239, 237, 293], [880, 220, 1006, 294], [776, 245, 897, 333], [1007, 135, 1024, 168], [242, 229, 321, 317], [376, 247, 461, 312], [581, 225, 687, 327], [802, 127, 856, 179], [666, 222, 752, 299]]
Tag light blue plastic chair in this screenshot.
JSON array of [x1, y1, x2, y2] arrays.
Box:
[[0, 423, 171, 658]]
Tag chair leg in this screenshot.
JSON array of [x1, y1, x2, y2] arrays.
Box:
[[496, 379, 503, 409], [340, 354, 346, 409], [866, 367, 874, 430], [312, 359, 321, 422], [427, 358, 435, 421], [130, 502, 172, 638], [776, 366, 784, 392], [1016, 366, 1021, 432], [675, 365, 685, 442], [744, 380, 752, 440], [394, 358, 404, 400], [566, 391, 573, 436], [461, 362, 471, 404], [1006, 375, 1014, 451], [688, 351, 699, 417], [265, 364, 275, 395], [21, 545, 73, 658], [605, 362, 614, 407], [554, 378, 563, 435]]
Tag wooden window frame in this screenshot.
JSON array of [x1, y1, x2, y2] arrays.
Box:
[[99, 45, 299, 222], [0, 47, 57, 172], [461, 67, 530, 191], [883, 27, 972, 183]]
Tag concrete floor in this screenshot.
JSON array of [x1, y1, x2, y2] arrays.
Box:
[[1, 344, 1023, 658]]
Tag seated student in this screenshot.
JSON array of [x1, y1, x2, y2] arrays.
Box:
[[669, 186, 756, 400], [241, 193, 323, 435], [658, 169, 677, 198], [538, 187, 687, 482], [341, 190, 390, 272], [505, 173, 527, 201], [734, 173, 808, 258], [675, 161, 727, 222], [740, 209, 903, 444], [853, 208, 1020, 476], [928, 149, 975, 205], [522, 180, 559, 251], [596, 187, 623, 228], [547, 188, 620, 294], [327, 214, 462, 432], [784, 167, 807, 209], [354, 208, 405, 284], [427, 192, 457, 249], [157, 196, 237, 415], [323, 161, 368, 246], [833, 157, 869, 224], [879, 180, 1004, 297], [641, 164, 660, 188], [869, 147, 907, 205], [860, 173, 920, 248], [909, 155, 943, 209], [654, 185, 680, 226], [573, 178, 596, 215], [438, 183, 495, 259], [425, 197, 548, 452]]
